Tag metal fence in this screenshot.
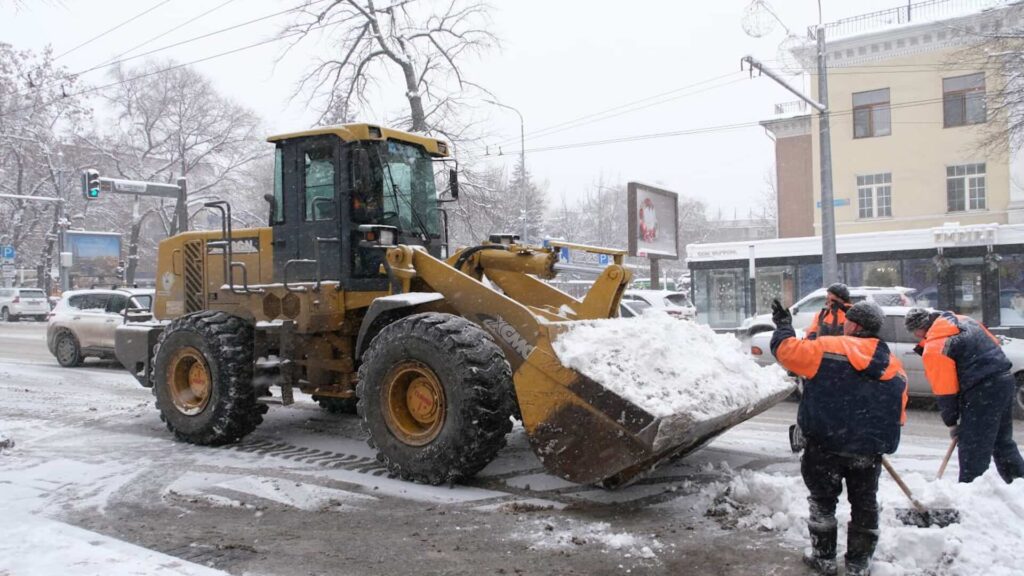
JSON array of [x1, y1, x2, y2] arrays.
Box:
[[811, 0, 1015, 40]]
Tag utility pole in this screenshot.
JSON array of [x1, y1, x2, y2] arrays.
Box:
[[741, 52, 838, 284], [815, 25, 838, 284]]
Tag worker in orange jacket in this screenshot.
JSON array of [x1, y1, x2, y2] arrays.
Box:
[[771, 300, 907, 576], [806, 283, 852, 340], [905, 308, 1024, 484]]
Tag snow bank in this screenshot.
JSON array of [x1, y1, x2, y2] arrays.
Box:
[[552, 312, 792, 419], [704, 466, 1024, 576]]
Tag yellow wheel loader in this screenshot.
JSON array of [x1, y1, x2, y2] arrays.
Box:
[[115, 123, 788, 488]]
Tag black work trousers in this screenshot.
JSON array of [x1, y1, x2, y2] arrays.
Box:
[[801, 442, 882, 533], [958, 372, 1024, 484]]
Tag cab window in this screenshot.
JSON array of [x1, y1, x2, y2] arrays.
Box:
[[304, 146, 335, 221]]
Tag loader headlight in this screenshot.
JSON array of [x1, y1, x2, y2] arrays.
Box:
[[358, 225, 398, 248]]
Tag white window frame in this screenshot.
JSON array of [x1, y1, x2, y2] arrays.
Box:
[[856, 173, 892, 219], [946, 163, 986, 213]]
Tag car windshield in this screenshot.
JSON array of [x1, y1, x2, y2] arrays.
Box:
[[374, 139, 440, 237]]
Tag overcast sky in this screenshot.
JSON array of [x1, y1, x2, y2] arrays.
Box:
[[3, 0, 935, 218]]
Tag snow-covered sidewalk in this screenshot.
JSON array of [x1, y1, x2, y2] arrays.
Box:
[[704, 463, 1024, 576]]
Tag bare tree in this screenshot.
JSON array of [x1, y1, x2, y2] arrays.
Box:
[[447, 158, 548, 247], [951, 4, 1024, 153], [283, 0, 497, 136], [87, 61, 266, 284], [0, 43, 91, 291]]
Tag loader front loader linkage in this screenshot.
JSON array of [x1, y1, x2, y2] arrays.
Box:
[[384, 241, 787, 487]]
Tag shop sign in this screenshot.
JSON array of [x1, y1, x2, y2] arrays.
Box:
[[932, 223, 998, 247]]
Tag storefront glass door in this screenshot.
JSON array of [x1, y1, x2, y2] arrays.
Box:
[[953, 265, 984, 322]]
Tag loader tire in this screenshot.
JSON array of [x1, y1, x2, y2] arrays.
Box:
[[150, 311, 264, 445], [357, 312, 514, 485], [313, 395, 359, 414]]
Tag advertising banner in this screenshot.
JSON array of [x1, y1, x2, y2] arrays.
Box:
[[65, 231, 122, 279], [627, 182, 679, 260]]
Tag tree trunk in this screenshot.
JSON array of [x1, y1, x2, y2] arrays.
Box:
[[125, 219, 142, 287], [401, 62, 427, 132]]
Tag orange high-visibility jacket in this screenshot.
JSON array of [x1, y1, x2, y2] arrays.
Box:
[[918, 311, 1012, 426], [772, 325, 908, 455], [806, 304, 848, 340]]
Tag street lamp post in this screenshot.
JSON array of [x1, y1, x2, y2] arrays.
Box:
[[485, 99, 527, 244]]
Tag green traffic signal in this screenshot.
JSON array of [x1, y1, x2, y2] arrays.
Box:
[[81, 169, 100, 200]]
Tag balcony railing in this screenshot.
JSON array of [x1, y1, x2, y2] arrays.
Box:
[[810, 0, 1013, 40], [774, 100, 809, 116]]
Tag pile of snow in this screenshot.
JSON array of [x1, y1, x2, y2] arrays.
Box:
[[703, 466, 1024, 576], [552, 312, 792, 419], [518, 518, 662, 559]]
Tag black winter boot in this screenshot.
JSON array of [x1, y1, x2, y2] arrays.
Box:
[[801, 524, 837, 576], [845, 528, 879, 576]]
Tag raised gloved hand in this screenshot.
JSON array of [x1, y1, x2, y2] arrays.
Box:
[[948, 425, 959, 440], [771, 299, 792, 327]]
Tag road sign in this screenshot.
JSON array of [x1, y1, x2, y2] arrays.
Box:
[[598, 253, 610, 266], [1, 245, 13, 261], [1, 263, 14, 279]]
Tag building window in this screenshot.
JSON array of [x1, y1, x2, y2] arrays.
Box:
[[856, 173, 892, 218], [853, 88, 891, 138], [943, 73, 986, 127], [946, 163, 986, 212]]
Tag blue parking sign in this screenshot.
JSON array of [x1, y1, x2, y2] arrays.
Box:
[[598, 253, 610, 266], [559, 247, 570, 262], [1, 245, 14, 261]]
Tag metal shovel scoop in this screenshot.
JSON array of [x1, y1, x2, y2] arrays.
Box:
[[882, 456, 961, 528]]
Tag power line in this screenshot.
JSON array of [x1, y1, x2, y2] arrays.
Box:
[[471, 92, 962, 157], [7, 18, 336, 117], [102, 0, 241, 65], [54, 0, 173, 60], [14, 0, 328, 98], [473, 72, 746, 153]]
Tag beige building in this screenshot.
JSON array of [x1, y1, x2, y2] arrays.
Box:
[[765, 2, 1024, 236]]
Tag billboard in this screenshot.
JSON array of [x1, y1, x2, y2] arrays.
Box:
[[66, 231, 122, 279], [627, 182, 679, 260]]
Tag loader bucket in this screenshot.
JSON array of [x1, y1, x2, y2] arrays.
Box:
[[513, 320, 796, 488]]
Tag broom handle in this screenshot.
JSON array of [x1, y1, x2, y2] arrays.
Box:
[[937, 438, 957, 480], [881, 456, 928, 513]]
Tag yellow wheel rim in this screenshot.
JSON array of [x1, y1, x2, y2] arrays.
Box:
[[167, 347, 212, 415], [382, 360, 446, 446]]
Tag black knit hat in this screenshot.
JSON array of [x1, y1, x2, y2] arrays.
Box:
[[827, 283, 851, 303], [905, 308, 939, 333], [845, 301, 884, 336]]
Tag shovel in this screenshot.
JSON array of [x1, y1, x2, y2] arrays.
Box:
[[881, 456, 960, 528], [936, 438, 957, 480]]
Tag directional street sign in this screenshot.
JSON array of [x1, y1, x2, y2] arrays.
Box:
[[1, 245, 14, 262]]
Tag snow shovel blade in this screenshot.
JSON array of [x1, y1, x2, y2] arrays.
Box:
[[512, 336, 795, 488], [894, 507, 960, 528]]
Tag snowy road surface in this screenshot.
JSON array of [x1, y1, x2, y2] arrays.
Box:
[[1, 321, 1022, 575]]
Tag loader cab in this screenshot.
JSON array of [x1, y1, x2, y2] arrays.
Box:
[[268, 124, 450, 291]]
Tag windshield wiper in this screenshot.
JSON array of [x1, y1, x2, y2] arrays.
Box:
[[376, 150, 432, 243]]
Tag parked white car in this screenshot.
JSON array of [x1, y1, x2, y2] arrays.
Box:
[[0, 287, 51, 322], [749, 306, 1024, 418], [47, 288, 154, 367], [739, 286, 918, 339], [621, 289, 696, 320]]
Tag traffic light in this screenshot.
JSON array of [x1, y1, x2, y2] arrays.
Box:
[[81, 169, 100, 200]]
